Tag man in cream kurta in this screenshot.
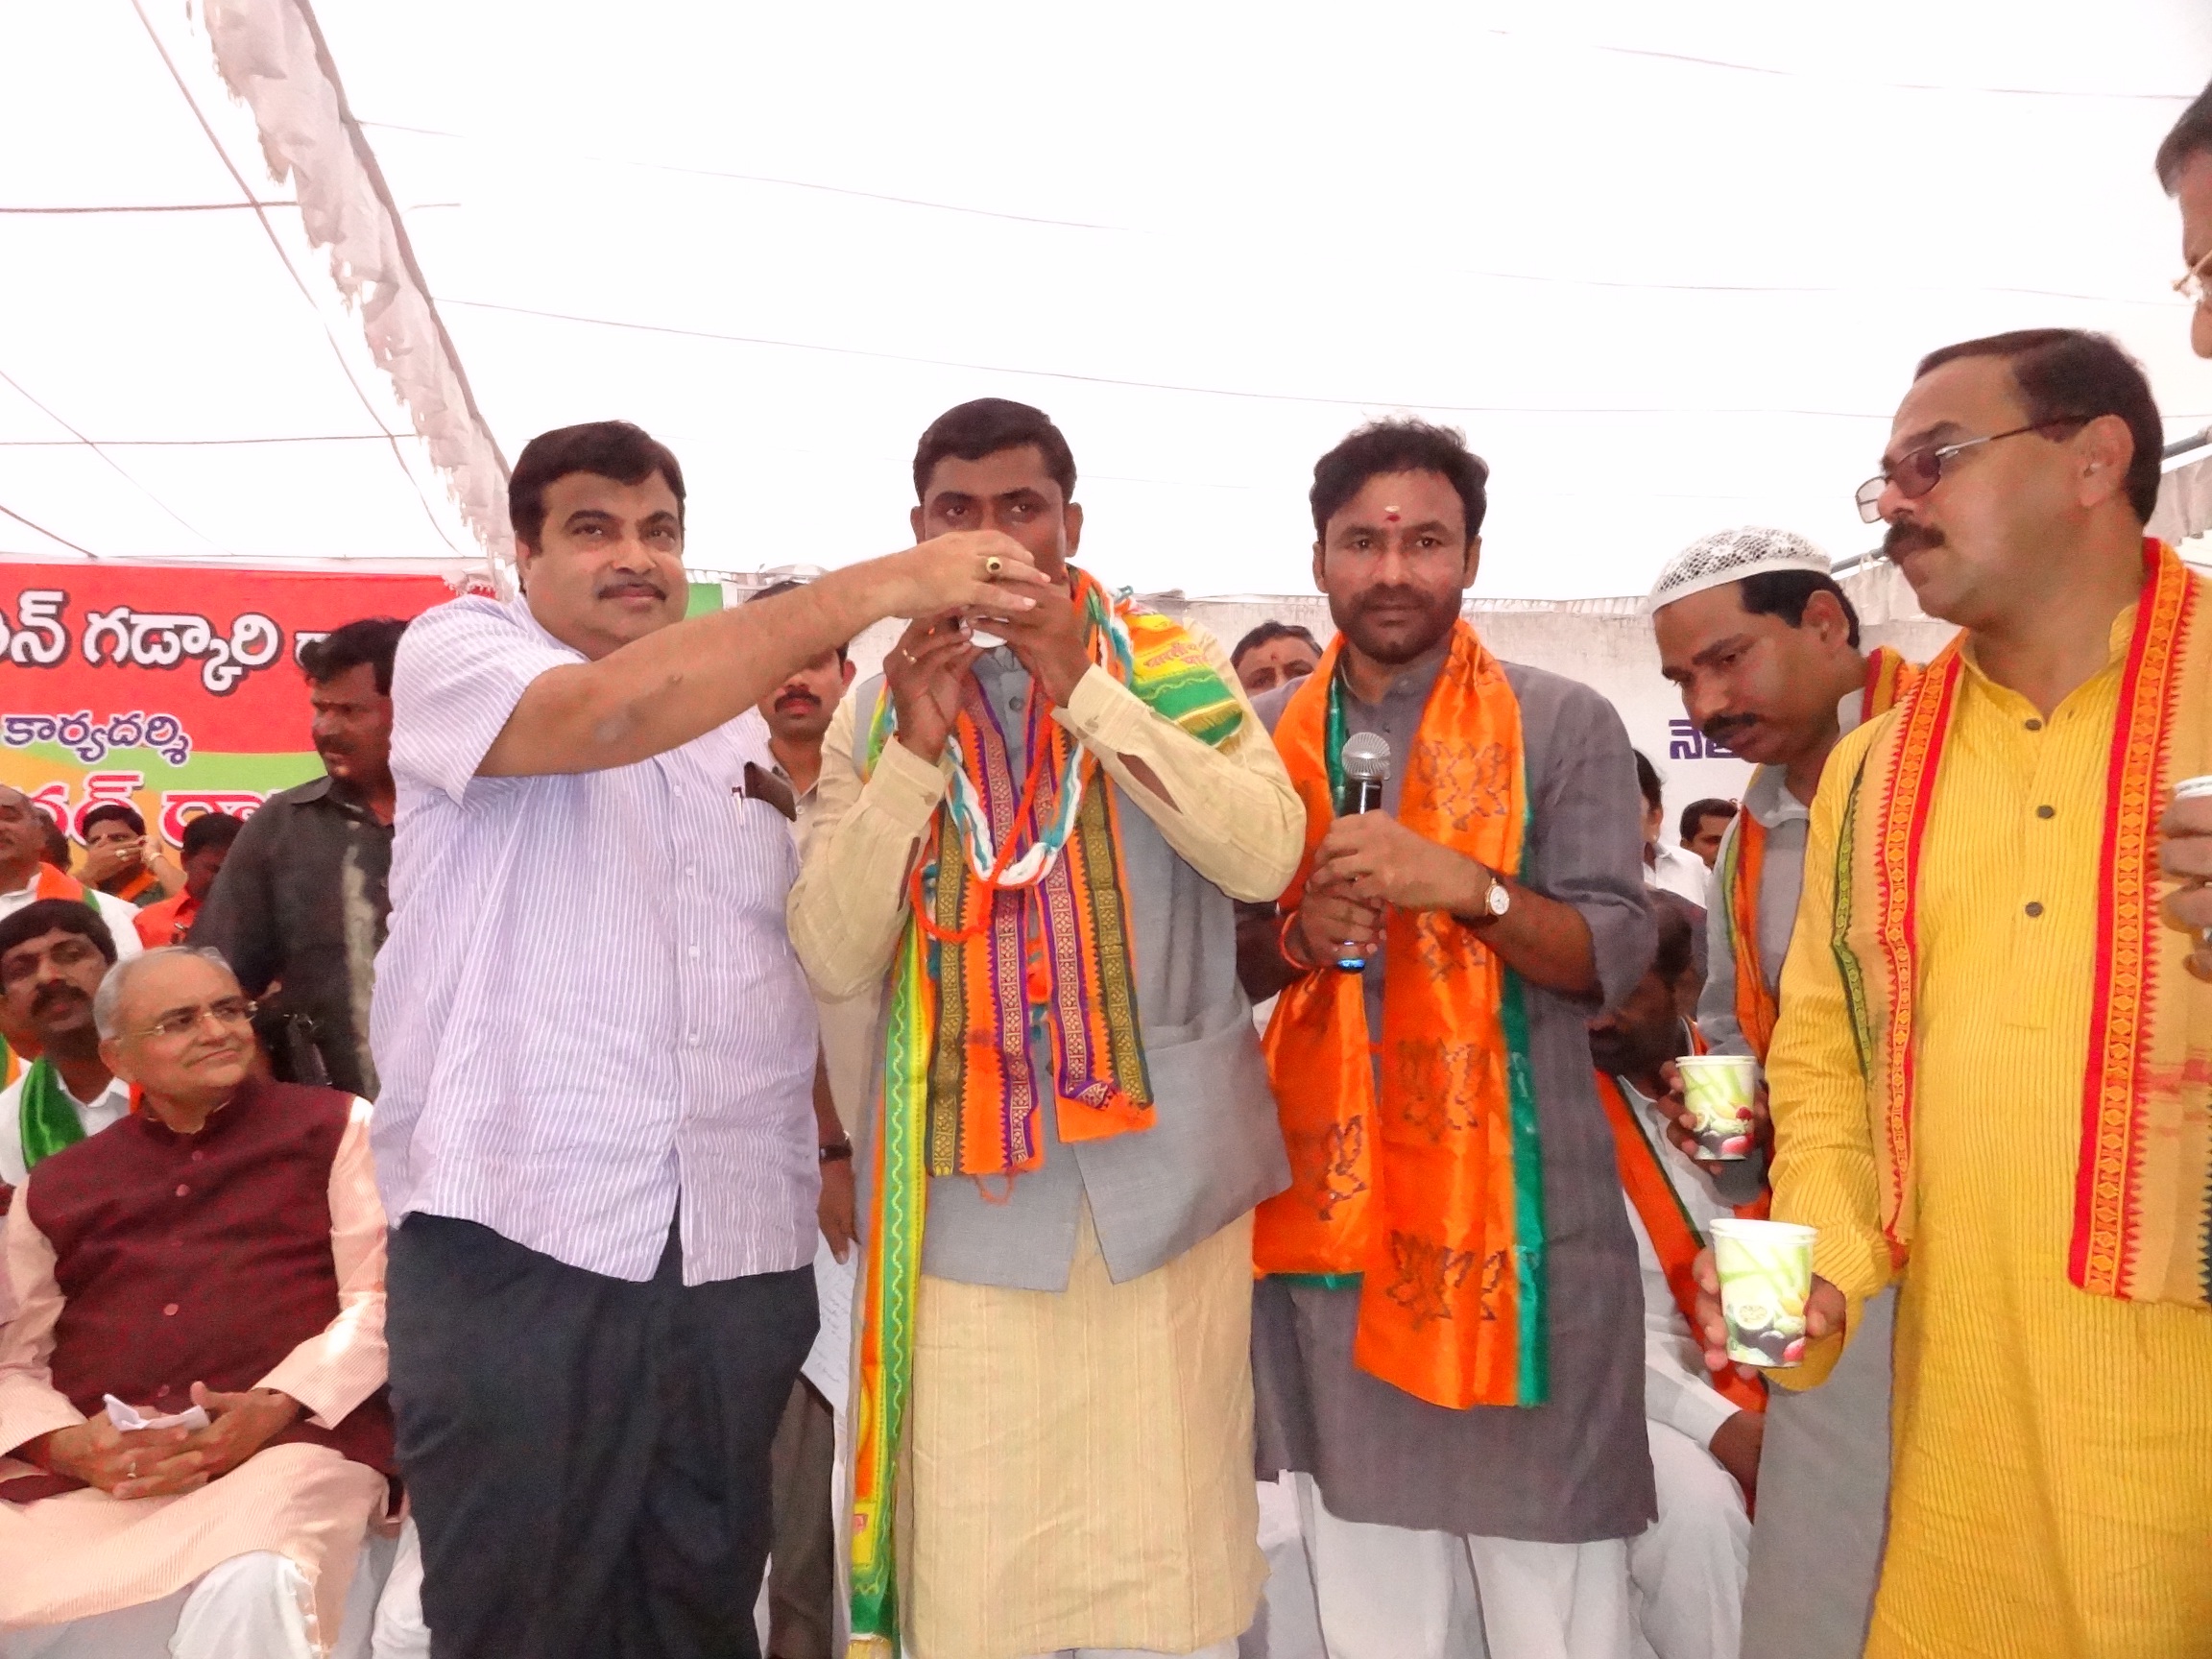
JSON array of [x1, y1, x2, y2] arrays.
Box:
[[790, 399, 1301, 1659]]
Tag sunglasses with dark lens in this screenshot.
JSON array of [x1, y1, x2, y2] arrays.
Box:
[[1854, 418, 2090, 524]]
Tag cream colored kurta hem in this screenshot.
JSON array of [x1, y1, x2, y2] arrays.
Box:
[[900, 1206, 1263, 1659]]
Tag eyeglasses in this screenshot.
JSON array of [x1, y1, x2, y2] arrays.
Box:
[[1854, 419, 2089, 524], [125, 997, 257, 1042], [2174, 249, 2212, 308]]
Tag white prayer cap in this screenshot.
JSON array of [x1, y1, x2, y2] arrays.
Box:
[[1646, 526, 1833, 613]]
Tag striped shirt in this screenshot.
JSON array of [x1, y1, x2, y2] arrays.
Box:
[[370, 594, 819, 1285]]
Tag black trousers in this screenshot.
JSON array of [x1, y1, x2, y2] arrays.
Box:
[[387, 1214, 818, 1659]]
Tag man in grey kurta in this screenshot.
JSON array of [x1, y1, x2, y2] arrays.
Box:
[[1241, 420, 1656, 1659], [1647, 526, 1903, 1659]]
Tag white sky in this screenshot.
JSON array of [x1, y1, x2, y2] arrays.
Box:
[[4, 1, 2210, 596]]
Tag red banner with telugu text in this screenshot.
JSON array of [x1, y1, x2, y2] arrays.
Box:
[[0, 564, 457, 849]]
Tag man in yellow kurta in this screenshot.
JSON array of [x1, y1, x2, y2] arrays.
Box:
[[1703, 328, 2212, 1659]]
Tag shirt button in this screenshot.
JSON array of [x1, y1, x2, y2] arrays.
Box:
[[2025, 717, 2044, 732], [687, 945, 701, 959], [2025, 902, 2045, 918], [190, 1150, 204, 1163], [687, 1031, 702, 1046], [162, 1303, 179, 1316], [155, 1384, 170, 1399], [174, 1184, 189, 1198], [2036, 805, 2056, 820], [683, 865, 696, 878]]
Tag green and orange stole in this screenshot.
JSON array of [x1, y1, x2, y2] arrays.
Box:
[[1833, 541, 2211, 1305], [1719, 645, 1920, 1062], [1256, 621, 1548, 1410], [845, 571, 1243, 1656]]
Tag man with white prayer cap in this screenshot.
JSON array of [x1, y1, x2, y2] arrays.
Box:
[[1644, 526, 1916, 1659]]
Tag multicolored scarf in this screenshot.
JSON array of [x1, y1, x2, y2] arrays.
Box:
[[1256, 621, 1546, 1410], [846, 571, 1243, 1655], [1, 866, 104, 1087], [1833, 541, 2211, 1305], [1719, 645, 1920, 1063], [1595, 1046, 1767, 1416]]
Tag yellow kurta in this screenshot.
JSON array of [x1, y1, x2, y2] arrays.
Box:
[[1767, 614, 2212, 1659]]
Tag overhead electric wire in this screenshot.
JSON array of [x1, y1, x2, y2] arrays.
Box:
[[1477, 29, 2197, 101], [0, 434, 389, 446], [0, 503, 100, 558], [127, 0, 466, 558], [361, 120, 1128, 232], [434, 295, 1905, 419], [0, 201, 298, 213], [0, 365, 225, 551], [365, 119, 2179, 309]]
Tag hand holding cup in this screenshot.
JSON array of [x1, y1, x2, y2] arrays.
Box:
[[1693, 1236, 1845, 1382], [876, 531, 1047, 622], [1675, 1055, 1761, 1162]]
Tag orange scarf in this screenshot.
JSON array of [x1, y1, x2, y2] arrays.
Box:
[[1258, 622, 1546, 1409], [101, 868, 159, 905], [1719, 645, 1919, 1062], [1836, 542, 2211, 1305], [1595, 1065, 1766, 1415]]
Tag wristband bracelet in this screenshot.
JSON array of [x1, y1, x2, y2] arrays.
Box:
[[1278, 909, 1323, 973]]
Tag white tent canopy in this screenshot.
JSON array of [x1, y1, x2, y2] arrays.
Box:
[[4, 0, 2210, 596]]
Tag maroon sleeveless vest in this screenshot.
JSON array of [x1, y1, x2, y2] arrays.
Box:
[[5, 1077, 394, 1503]]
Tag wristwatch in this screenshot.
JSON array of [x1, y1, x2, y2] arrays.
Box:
[[819, 1138, 854, 1165], [1471, 866, 1511, 926]]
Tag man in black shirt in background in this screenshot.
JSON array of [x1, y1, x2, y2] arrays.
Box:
[[193, 616, 405, 1095]]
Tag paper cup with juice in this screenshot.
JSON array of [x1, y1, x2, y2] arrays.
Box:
[[1676, 1054, 1759, 1160], [1709, 1217, 1816, 1368]]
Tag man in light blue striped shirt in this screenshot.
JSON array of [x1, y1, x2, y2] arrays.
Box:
[[372, 420, 1045, 1659]]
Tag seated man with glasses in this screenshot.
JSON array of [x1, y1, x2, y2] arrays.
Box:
[[0, 946, 410, 1657]]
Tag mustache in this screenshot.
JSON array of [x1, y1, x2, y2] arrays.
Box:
[[597, 576, 668, 601], [773, 688, 821, 709], [31, 983, 86, 1017], [1350, 583, 1438, 612], [1884, 519, 1945, 561], [1702, 712, 1757, 748]]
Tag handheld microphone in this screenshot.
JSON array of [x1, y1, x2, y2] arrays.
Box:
[[1334, 731, 1391, 972]]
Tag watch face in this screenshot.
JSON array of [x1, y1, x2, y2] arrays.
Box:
[[1486, 878, 1510, 917]]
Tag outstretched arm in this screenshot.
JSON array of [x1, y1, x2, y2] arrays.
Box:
[[477, 535, 1045, 779]]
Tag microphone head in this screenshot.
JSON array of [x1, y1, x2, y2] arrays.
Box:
[[1340, 731, 1391, 784]]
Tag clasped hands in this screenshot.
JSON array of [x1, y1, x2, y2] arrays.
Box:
[[1289, 813, 1496, 966], [887, 539, 1094, 766], [18, 1382, 301, 1502]]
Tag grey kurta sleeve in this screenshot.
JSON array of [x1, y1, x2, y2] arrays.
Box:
[[1511, 666, 1657, 1015]]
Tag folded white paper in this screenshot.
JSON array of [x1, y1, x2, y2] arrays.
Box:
[[104, 1393, 210, 1433]]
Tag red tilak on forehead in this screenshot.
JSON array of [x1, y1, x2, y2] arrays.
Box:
[[1382, 506, 1401, 522]]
